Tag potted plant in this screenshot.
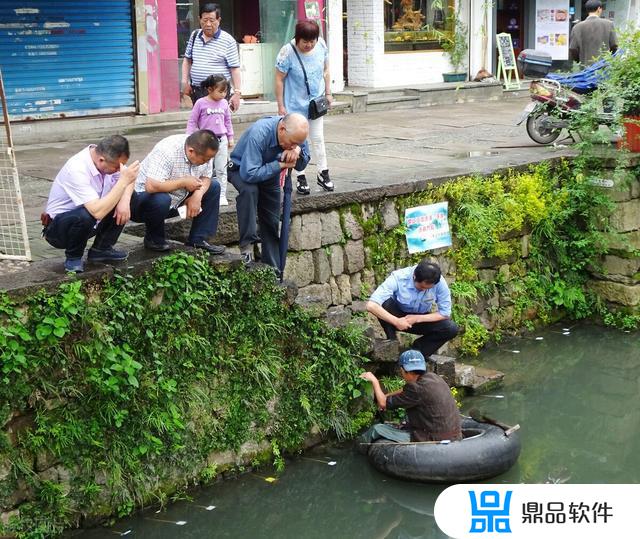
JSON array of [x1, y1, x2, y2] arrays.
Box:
[[607, 31, 640, 151], [441, 6, 469, 83]]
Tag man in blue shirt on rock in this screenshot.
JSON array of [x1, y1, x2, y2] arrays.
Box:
[[366, 260, 458, 358], [228, 113, 310, 268]]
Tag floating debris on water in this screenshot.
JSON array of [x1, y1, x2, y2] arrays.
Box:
[[264, 477, 277, 483], [176, 521, 187, 526], [535, 336, 544, 340], [511, 350, 520, 354], [484, 395, 505, 399], [328, 461, 337, 466], [195, 504, 216, 511]]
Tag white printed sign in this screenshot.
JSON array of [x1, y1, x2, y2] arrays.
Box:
[[535, 0, 570, 60]]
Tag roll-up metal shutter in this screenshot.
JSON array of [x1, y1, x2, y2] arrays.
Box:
[[0, 1, 135, 120]]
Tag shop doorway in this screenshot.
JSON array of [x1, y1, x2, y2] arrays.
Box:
[[497, 0, 525, 58]]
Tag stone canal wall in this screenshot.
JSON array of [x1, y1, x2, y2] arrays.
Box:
[[2, 160, 638, 534]]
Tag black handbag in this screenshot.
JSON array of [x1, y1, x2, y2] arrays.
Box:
[[290, 43, 329, 120]]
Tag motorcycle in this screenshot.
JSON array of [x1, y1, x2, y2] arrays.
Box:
[[517, 78, 615, 144]]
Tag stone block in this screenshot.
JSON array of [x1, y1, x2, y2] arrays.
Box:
[[610, 199, 640, 233], [0, 458, 10, 482], [344, 240, 366, 273], [320, 211, 343, 246], [372, 338, 400, 362], [36, 450, 59, 472], [606, 230, 640, 252], [588, 280, 640, 307], [288, 213, 322, 251], [521, 234, 530, 258], [429, 355, 456, 387], [1, 509, 19, 527], [498, 264, 511, 282], [312, 249, 331, 284], [381, 199, 400, 230], [478, 269, 497, 282], [295, 283, 333, 316], [325, 305, 353, 328], [601, 255, 640, 278], [283, 251, 314, 287], [600, 176, 640, 202], [343, 210, 364, 240], [455, 364, 476, 387], [350, 272, 363, 299], [361, 269, 377, 297], [329, 244, 344, 276], [335, 274, 353, 305], [351, 300, 368, 313]]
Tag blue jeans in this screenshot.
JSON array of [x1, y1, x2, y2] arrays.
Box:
[[44, 206, 123, 259], [359, 423, 411, 444], [130, 183, 221, 244], [228, 169, 281, 268]]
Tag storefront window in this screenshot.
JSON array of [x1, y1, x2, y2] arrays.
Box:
[[384, 0, 455, 52]]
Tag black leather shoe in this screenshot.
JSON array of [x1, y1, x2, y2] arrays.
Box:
[[143, 238, 171, 252], [186, 240, 225, 255]]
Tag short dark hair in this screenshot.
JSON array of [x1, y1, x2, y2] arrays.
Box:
[[294, 20, 320, 43], [186, 129, 219, 154], [414, 260, 442, 285], [201, 74, 228, 93], [200, 3, 221, 18], [585, 0, 602, 12], [96, 135, 129, 161]]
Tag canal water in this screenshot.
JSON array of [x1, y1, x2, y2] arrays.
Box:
[[77, 323, 639, 538]]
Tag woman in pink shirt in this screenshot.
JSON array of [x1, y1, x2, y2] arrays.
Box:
[[187, 75, 235, 206]]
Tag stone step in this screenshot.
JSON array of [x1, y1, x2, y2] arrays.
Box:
[[455, 363, 505, 394], [366, 95, 420, 112]]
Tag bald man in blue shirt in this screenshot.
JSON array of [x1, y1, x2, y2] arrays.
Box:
[[367, 260, 458, 358]]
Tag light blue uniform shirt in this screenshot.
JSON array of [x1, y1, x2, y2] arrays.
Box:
[[275, 38, 328, 118], [369, 265, 452, 317]]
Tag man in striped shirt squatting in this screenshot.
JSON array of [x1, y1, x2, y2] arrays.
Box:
[[132, 130, 225, 255], [181, 3, 243, 111]]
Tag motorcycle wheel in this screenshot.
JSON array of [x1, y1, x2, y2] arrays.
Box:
[[526, 111, 562, 144]]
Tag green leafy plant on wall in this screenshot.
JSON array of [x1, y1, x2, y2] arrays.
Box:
[[0, 255, 370, 537], [355, 161, 621, 355]]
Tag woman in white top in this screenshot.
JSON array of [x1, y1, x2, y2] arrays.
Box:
[[275, 20, 334, 195]]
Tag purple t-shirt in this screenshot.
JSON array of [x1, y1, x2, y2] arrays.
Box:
[[186, 96, 234, 139], [45, 145, 119, 218]]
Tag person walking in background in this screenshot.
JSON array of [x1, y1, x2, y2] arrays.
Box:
[[187, 75, 235, 206], [228, 113, 310, 268], [366, 260, 459, 359], [569, 0, 618, 66], [181, 3, 243, 111], [42, 135, 140, 273], [275, 20, 334, 195]]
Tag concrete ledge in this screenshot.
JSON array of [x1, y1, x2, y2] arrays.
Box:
[[0, 243, 243, 299]]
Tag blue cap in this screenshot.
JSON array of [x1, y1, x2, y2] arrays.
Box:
[[398, 350, 427, 372]]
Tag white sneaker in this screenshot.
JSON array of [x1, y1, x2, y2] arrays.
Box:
[[219, 195, 229, 206]]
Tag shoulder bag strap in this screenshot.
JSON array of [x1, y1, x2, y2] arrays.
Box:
[[289, 43, 311, 98]]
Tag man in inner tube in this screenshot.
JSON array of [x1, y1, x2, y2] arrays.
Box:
[[366, 259, 458, 359], [358, 350, 461, 446]]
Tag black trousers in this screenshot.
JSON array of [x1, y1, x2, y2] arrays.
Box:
[[378, 298, 459, 358]]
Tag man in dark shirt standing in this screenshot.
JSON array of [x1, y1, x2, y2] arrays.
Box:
[[358, 350, 461, 448], [569, 0, 618, 66]]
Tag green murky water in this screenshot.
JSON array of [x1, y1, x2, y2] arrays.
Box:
[[76, 324, 639, 538]]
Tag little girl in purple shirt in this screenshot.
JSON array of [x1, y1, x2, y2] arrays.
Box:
[[187, 75, 235, 206]]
